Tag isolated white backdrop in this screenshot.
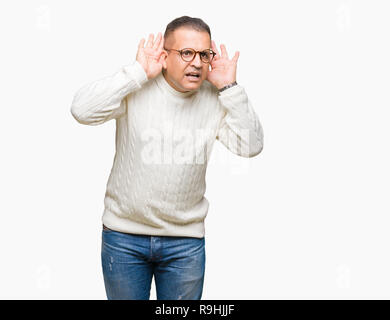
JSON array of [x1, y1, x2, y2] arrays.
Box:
[[0, 0, 389, 299]]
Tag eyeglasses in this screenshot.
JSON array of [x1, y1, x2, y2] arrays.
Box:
[[164, 47, 216, 63]]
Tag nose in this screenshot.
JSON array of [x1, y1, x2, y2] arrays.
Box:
[[190, 52, 203, 68]]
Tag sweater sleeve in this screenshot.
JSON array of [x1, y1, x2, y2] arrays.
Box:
[[216, 84, 264, 157], [70, 60, 148, 125]]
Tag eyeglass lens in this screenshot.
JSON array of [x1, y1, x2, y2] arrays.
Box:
[[181, 49, 213, 62]]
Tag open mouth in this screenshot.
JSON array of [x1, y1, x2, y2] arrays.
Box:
[[185, 72, 201, 81]]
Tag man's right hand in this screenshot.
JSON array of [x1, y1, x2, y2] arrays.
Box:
[[136, 32, 165, 80]]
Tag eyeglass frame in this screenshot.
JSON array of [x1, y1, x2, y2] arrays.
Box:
[[163, 47, 216, 63]]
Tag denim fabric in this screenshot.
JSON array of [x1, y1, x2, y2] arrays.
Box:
[[101, 225, 206, 300]]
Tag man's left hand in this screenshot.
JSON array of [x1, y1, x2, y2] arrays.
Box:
[[207, 40, 239, 90]]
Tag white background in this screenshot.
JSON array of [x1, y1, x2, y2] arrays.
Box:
[[0, 0, 389, 299]]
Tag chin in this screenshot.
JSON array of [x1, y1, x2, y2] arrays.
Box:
[[182, 80, 203, 91]]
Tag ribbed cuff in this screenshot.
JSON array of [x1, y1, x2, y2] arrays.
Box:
[[217, 84, 249, 113], [218, 83, 244, 97], [123, 60, 149, 88]]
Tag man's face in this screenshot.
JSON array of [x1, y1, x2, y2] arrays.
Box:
[[162, 27, 211, 93]]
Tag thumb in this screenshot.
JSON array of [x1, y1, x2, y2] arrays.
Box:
[[158, 54, 164, 66], [232, 51, 240, 63], [158, 51, 166, 66]]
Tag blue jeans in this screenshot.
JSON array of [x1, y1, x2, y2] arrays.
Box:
[[101, 225, 206, 300]]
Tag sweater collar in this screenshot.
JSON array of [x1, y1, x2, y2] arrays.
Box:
[[156, 72, 199, 99]]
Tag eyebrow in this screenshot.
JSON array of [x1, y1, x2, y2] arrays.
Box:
[[180, 47, 211, 51]]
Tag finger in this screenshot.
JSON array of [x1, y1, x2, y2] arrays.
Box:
[[211, 40, 220, 58], [158, 52, 165, 66], [232, 51, 240, 63], [153, 32, 162, 50], [220, 44, 228, 59], [158, 33, 164, 52], [138, 38, 145, 49], [146, 33, 154, 47]]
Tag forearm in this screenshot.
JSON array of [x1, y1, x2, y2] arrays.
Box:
[[70, 60, 148, 125], [217, 85, 264, 157]]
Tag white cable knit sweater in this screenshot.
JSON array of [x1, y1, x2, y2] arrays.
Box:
[[71, 60, 264, 238]]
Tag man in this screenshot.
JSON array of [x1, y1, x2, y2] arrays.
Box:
[[71, 16, 264, 300]]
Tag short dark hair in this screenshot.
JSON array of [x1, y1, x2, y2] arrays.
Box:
[[164, 16, 211, 42]]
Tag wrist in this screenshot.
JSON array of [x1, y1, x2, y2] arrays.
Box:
[[217, 81, 237, 92], [125, 60, 149, 87]]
